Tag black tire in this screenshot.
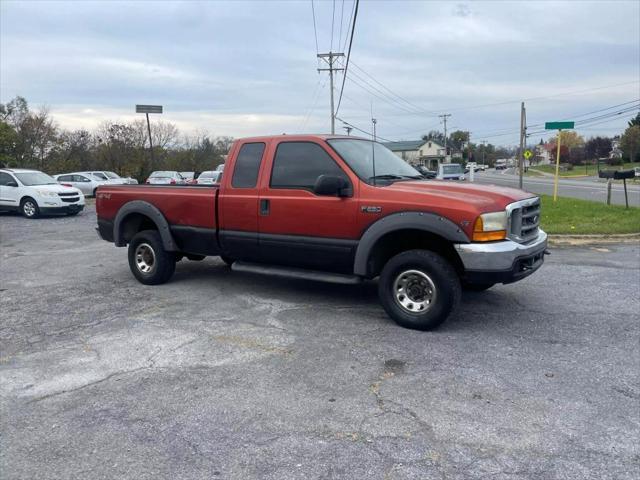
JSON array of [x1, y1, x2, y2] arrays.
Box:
[[462, 281, 495, 292], [20, 197, 40, 219], [127, 230, 176, 285], [186, 254, 206, 261], [378, 249, 461, 331], [220, 255, 235, 266]]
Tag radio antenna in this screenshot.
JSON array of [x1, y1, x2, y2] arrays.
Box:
[[371, 101, 377, 186]]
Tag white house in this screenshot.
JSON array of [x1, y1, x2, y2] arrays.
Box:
[[382, 140, 448, 169]]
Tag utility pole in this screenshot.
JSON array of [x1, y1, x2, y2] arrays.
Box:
[[482, 140, 487, 167], [372, 118, 377, 141], [343, 126, 353, 136], [439, 114, 451, 162], [317, 52, 345, 134], [518, 102, 526, 189]]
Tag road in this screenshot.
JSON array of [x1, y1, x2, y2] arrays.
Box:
[[1, 205, 639, 479], [473, 169, 640, 207]]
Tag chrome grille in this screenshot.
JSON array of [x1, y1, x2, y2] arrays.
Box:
[[507, 197, 541, 244]]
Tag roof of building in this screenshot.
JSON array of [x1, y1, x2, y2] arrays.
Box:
[[381, 140, 425, 152]]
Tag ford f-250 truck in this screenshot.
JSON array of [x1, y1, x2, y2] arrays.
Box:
[[96, 135, 547, 330]]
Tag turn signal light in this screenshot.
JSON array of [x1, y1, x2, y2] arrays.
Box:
[[472, 216, 507, 242]]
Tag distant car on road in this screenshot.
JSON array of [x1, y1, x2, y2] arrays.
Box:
[[495, 159, 508, 170], [0, 168, 85, 218], [89, 171, 138, 185], [196, 171, 222, 185], [54, 172, 110, 197], [413, 165, 436, 179], [145, 171, 186, 185], [634, 167, 640, 177], [436, 163, 466, 181]]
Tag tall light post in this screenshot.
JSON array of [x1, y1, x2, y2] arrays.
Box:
[[136, 104, 163, 168]]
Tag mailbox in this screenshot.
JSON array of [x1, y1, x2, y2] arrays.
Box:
[[598, 170, 616, 179], [614, 170, 635, 180]]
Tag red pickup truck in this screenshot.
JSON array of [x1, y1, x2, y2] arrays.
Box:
[[96, 135, 547, 330]]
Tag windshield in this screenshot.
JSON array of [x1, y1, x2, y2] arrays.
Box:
[[443, 164, 463, 174], [92, 172, 108, 180], [327, 139, 421, 185], [104, 171, 120, 179], [15, 172, 57, 186]]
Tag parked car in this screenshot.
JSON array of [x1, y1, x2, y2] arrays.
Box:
[[145, 171, 186, 185], [196, 171, 222, 185], [89, 171, 138, 185], [96, 134, 546, 331], [54, 172, 110, 197], [436, 163, 466, 181], [414, 165, 436, 179], [180, 172, 196, 183], [0, 168, 85, 218], [215, 164, 225, 172]]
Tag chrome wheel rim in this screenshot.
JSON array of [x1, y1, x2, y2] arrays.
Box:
[[393, 269, 437, 314], [135, 243, 156, 274], [23, 201, 36, 217]]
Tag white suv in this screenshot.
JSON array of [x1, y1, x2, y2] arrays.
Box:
[[0, 168, 85, 218]]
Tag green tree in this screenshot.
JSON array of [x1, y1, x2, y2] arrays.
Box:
[[620, 125, 640, 163], [628, 112, 640, 127]]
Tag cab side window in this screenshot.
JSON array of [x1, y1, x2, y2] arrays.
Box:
[[270, 142, 348, 190], [58, 175, 72, 182], [231, 143, 265, 188], [74, 175, 90, 182], [0, 172, 16, 186]]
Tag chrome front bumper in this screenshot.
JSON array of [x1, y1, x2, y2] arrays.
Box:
[[454, 229, 548, 282]]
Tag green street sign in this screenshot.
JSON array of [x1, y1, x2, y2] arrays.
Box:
[[545, 121, 574, 130]]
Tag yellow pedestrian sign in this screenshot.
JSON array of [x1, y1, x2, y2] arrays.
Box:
[[524, 149, 533, 160]]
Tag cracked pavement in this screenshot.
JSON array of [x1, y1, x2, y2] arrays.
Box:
[[1, 204, 639, 479]]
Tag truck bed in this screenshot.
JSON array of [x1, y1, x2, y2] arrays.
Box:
[[96, 184, 219, 229]]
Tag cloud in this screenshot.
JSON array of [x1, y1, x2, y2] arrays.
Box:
[[1, 0, 638, 144]]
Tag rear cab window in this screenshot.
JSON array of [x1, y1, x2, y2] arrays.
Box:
[[231, 143, 266, 188]]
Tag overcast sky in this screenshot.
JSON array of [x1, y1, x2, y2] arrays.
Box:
[[1, 0, 639, 145]]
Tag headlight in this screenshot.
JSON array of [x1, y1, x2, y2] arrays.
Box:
[[35, 190, 59, 198], [473, 211, 507, 242]]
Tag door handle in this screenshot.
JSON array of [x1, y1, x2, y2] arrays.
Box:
[[260, 199, 270, 216]]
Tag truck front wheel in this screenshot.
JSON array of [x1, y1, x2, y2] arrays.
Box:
[[378, 249, 461, 331], [128, 230, 176, 285]]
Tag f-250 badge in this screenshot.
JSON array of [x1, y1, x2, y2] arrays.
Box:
[[361, 206, 382, 214]]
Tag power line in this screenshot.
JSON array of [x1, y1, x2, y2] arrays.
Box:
[[341, 0, 356, 53], [334, 0, 359, 116], [350, 62, 439, 116]]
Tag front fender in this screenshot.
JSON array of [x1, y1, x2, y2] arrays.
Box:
[[353, 211, 470, 276]]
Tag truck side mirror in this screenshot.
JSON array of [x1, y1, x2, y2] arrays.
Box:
[[313, 175, 351, 197], [6, 181, 18, 187]]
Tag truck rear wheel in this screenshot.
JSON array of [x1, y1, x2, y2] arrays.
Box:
[[378, 249, 461, 331], [128, 230, 176, 285]]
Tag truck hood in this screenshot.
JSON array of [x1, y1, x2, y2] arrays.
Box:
[[384, 180, 535, 212]]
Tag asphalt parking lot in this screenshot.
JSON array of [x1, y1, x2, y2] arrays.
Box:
[[1, 204, 639, 480]]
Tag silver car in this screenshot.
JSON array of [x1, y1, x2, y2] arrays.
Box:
[[196, 171, 222, 185], [54, 172, 110, 197], [89, 171, 138, 185], [146, 171, 186, 185]]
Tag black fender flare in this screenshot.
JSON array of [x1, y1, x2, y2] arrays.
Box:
[[113, 200, 178, 251], [353, 211, 470, 276]]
